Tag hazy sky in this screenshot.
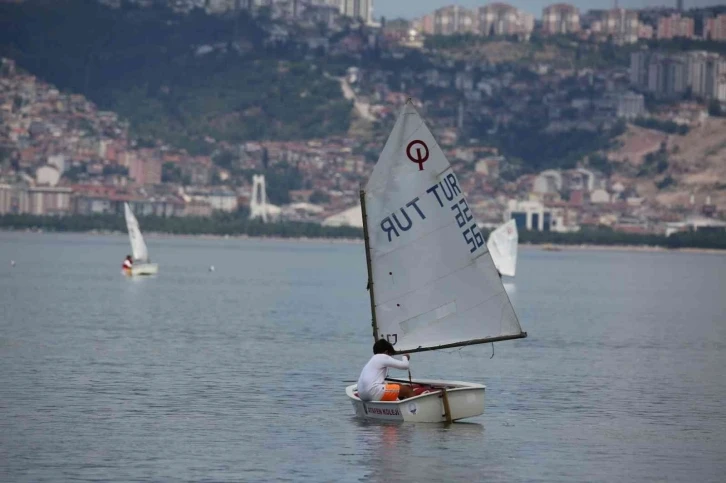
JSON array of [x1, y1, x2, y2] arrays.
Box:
[[374, 1, 724, 20]]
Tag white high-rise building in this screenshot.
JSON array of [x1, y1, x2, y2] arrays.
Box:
[[542, 3, 580, 35], [337, 0, 372, 25], [646, 54, 688, 99], [476, 3, 533, 38], [630, 51, 726, 101], [687, 51, 726, 101], [594, 8, 639, 44], [433, 5, 475, 35], [630, 50, 650, 88]]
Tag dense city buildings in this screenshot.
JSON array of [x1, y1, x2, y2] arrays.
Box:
[[631, 51, 726, 101], [1, 1, 725, 233]]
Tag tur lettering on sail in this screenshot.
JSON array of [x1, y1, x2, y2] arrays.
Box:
[[363, 101, 524, 353]]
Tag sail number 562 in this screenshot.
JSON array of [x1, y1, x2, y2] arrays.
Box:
[[451, 199, 484, 253], [463, 224, 485, 253]]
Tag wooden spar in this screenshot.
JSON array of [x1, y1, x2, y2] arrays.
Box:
[[360, 189, 379, 341], [440, 388, 453, 423]]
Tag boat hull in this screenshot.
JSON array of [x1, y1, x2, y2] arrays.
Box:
[[124, 263, 159, 276], [346, 377, 485, 423]]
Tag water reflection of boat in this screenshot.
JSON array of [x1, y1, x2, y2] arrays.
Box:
[[353, 418, 484, 481]]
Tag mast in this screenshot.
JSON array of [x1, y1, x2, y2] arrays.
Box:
[[360, 189, 379, 341]]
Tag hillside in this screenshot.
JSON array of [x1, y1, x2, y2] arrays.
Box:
[[607, 119, 726, 212], [0, 0, 352, 154], [659, 118, 726, 210], [424, 35, 634, 69]]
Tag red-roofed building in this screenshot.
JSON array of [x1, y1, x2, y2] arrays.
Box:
[[128, 153, 162, 186]]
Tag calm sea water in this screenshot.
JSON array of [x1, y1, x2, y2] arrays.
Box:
[[1, 232, 725, 482]]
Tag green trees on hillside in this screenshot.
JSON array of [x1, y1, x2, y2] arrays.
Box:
[[469, 116, 626, 175], [633, 117, 689, 135], [0, 0, 352, 147], [517, 226, 726, 250]]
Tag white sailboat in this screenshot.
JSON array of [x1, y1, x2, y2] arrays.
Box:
[[487, 219, 519, 278], [346, 100, 527, 423], [123, 202, 158, 276]]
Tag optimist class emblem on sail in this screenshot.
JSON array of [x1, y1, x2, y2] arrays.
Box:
[[406, 140, 429, 171]]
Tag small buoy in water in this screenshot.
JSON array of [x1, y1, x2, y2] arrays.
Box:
[[10, 260, 15, 267], [209, 265, 215, 272]]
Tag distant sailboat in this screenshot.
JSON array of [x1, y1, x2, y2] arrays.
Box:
[[486, 219, 518, 278], [346, 100, 526, 423], [123, 203, 158, 276]]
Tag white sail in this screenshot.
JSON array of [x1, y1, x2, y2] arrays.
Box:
[[364, 101, 525, 353], [487, 219, 518, 277], [124, 202, 149, 262]]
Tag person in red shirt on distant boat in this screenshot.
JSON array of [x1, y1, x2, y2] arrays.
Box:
[[122, 255, 133, 272]]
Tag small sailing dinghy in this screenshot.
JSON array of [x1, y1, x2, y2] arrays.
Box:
[[487, 219, 518, 278], [346, 100, 526, 423], [123, 202, 158, 276]]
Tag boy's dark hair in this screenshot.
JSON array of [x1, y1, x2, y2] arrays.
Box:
[[373, 339, 395, 355]]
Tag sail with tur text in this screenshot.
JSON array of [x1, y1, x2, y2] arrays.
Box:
[[362, 100, 525, 353]]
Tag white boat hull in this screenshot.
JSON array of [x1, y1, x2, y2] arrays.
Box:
[[346, 377, 485, 423], [124, 263, 159, 276]]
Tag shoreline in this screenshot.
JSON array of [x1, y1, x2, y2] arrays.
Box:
[[145, 232, 364, 244], [0, 228, 364, 245], [520, 243, 726, 255], [3, 228, 726, 254]]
